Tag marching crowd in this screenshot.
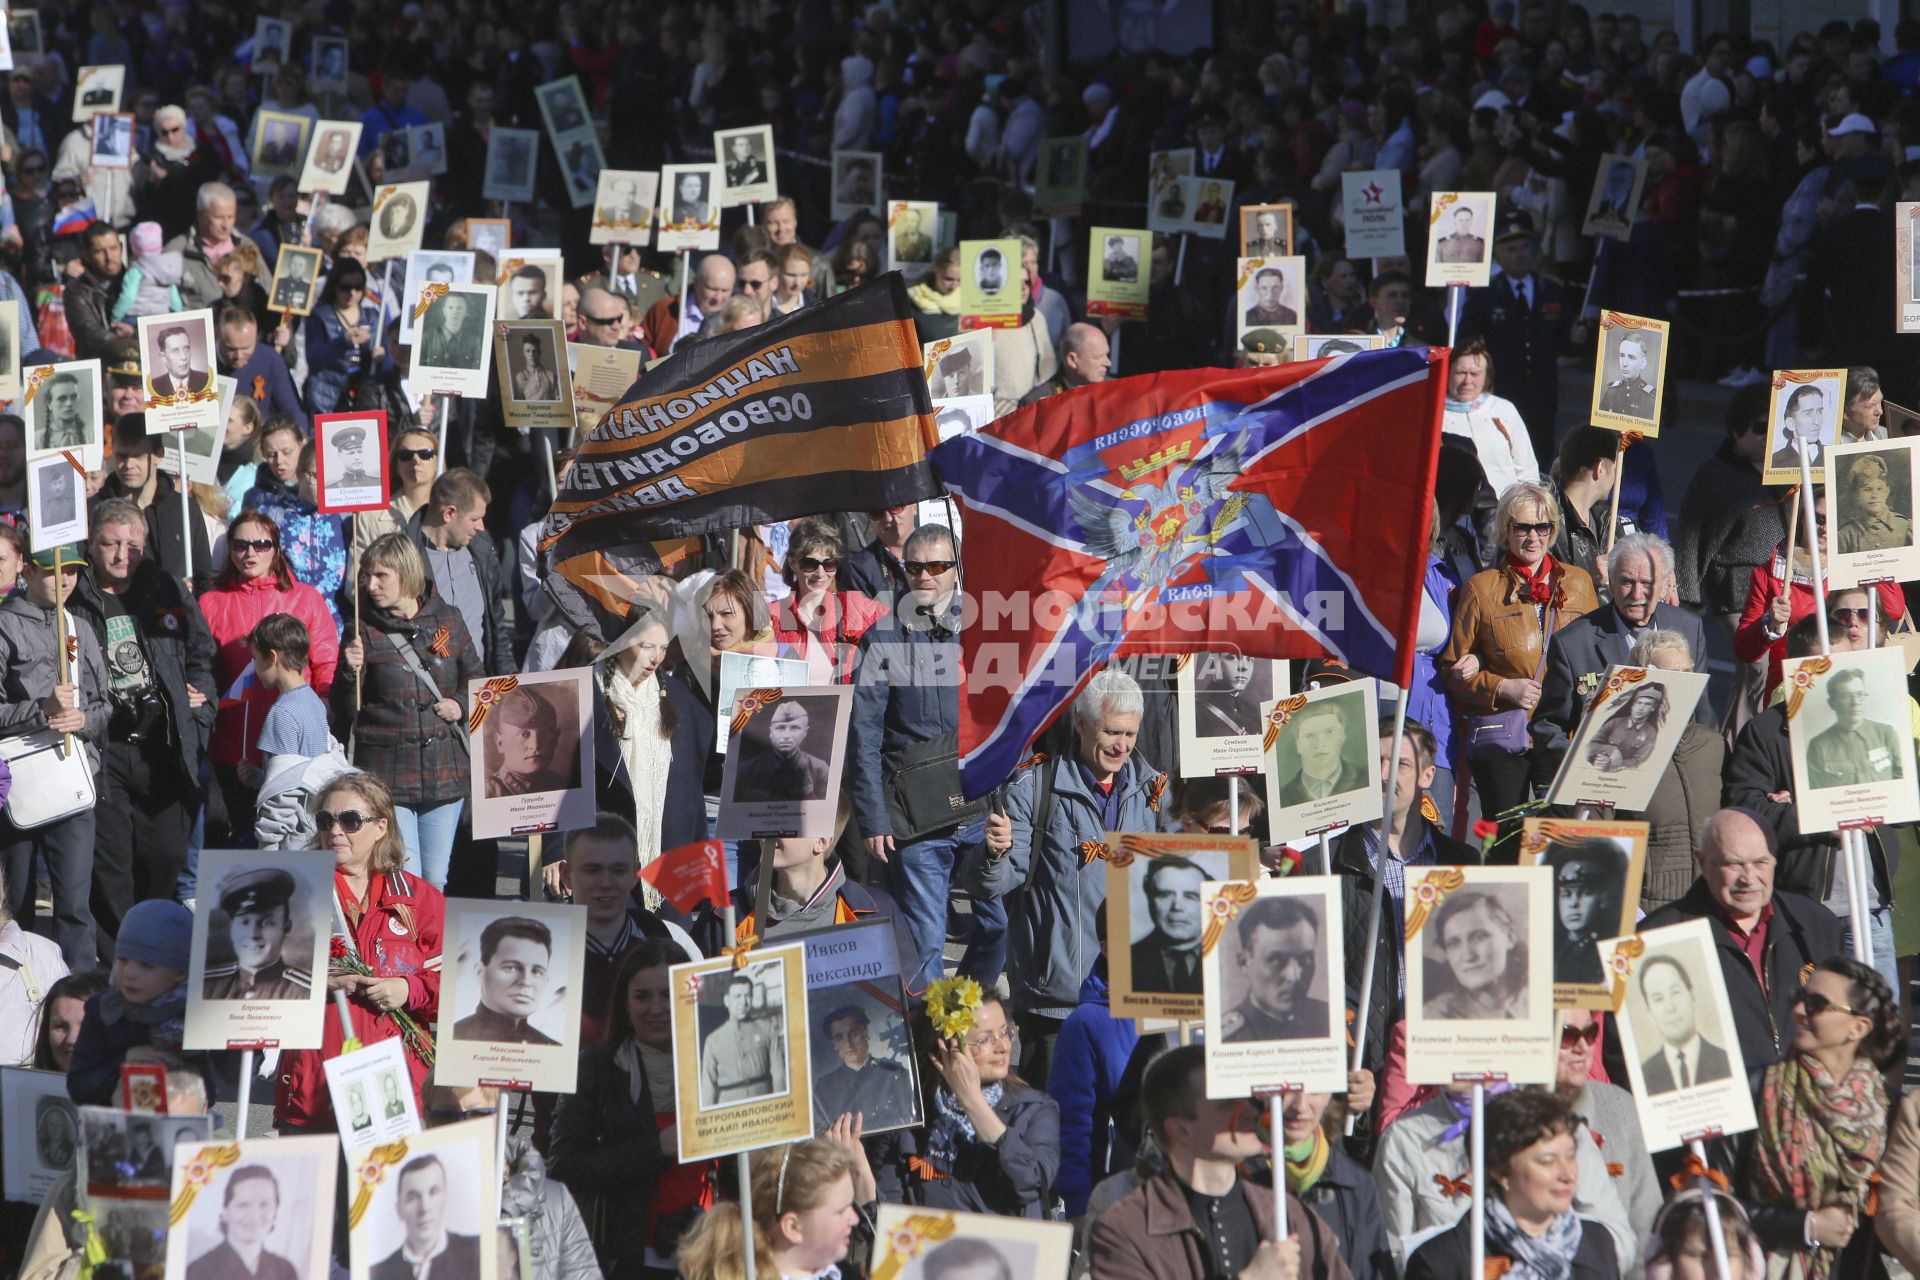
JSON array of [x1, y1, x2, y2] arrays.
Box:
[[3, 1, 1920, 1279]]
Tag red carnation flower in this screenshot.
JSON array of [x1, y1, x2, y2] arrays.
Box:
[[329, 937, 348, 960], [1472, 819, 1499, 840]]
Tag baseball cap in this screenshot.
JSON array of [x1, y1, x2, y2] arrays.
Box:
[[1828, 112, 1876, 137]]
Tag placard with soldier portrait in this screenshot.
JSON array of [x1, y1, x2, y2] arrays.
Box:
[[410, 282, 497, 398], [323, 1037, 424, 1156], [164, 1134, 337, 1280], [398, 250, 475, 345], [308, 35, 349, 93], [90, 111, 132, 169], [468, 667, 596, 839], [1588, 312, 1669, 435], [22, 357, 103, 469], [715, 124, 778, 207], [1260, 677, 1383, 843], [1171, 175, 1233, 239], [495, 320, 574, 430], [1177, 653, 1289, 776], [670, 943, 813, 1162], [886, 200, 939, 276], [797, 918, 923, 1137], [137, 309, 221, 437], [1341, 169, 1404, 259], [1235, 256, 1306, 342], [1146, 148, 1194, 233], [1200, 875, 1346, 1096], [1424, 191, 1495, 288], [155, 373, 229, 488], [534, 75, 603, 210], [959, 238, 1024, 328], [482, 127, 540, 204], [435, 898, 587, 1092], [80, 1106, 211, 1203], [717, 686, 852, 840], [1035, 136, 1088, 216], [1603, 918, 1757, 1151], [252, 16, 293, 73], [268, 244, 325, 317], [921, 331, 994, 401], [313, 411, 389, 514], [6, 10, 39, 64], [1403, 864, 1556, 1086], [1239, 203, 1294, 258], [1106, 832, 1258, 1021], [829, 150, 882, 222], [297, 120, 362, 196], [184, 848, 332, 1051], [871, 1207, 1073, 1280], [495, 248, 563, 324], [26, 454, 83, 550], [1582, 153, 1647, 242], [367, 181, 431, 261], [1, 1067, 78, 1203], [1294, 334, 1385, 361], [1785, 646, 1920, 833], [346, 1116, 499, 1280], [656, 163, 723, 253], [589, 170, 658, 246], [1546, 665, 1709, 812], [251, 111, 313, 181], [1827, 436, 1920, 588], [1515, 819, 1649, 1009], [72, 64, 124, 121], [1086, 226, 1148, 319], [1763, 368, 1846, 486]]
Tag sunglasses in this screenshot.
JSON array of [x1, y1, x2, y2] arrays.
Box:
[[1511, 521, 1554, 537], [316, 809, 374, 834], [1790, 986, 1858, 1018], [397, 447, 437, 462], [904, 559, 956, 576], [231, 538, 276, 554], [1559, 1022, 1600, 1048], [797, 556, 837, 572], [579, 311, 623, 326], [1831, 607, 1872, 625]]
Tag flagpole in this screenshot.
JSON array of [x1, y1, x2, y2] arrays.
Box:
[[178, 433, 193, 581], [1445, 283, 1465, 348], [1470, 1080, 1486, 1280], [1345, 692, 1408, 1136], [721, 899, 759, 1280]]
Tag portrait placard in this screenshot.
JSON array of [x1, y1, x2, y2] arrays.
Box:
[[467, 218, 511, 263], [871, 1207, 1073, 1280], [1200, 875, 1347, 1096], [482, 127, 540, 204], [1603, 918, 1757, 1151], [566, 342, 644, 433], [164, 1135, 337, 1280], [921, 331, 994, 401], [6, 11, 39, 63], [156, 374, 229, 487], [1106, 832, 1259, 1020], [713, 651, 808, 753], [1239, 204, 1294, 258], [346, 1116, 498, 1280], [886, 200, 939, 276], [367, 182, 430, 261], [535, 76, 603, 210], [1424, 191, 1495, 288], [796, 918, 923, 1136], [1900, 204, 1920, 334], [959, 238, 1023, 327], [1235, 256, 1306, 341], [0, 21, 14, 73], [1293, 334, 1385, 361], [717, 686, 853, 840], [1545, 666, 1709, 811], [1169, 176, 1232, 239], [89, 112, 133, 169], [1763, 368, 1846, 486], [313, 411, 390, 514], [1178, 653, 1289, 777], [714, 125, 778, 207], [917, 396, 994, 535], [1, 1067, 78, 1203], [308, 35, 348, 93], [1588, 313, 1669, 435], [1827, 437, 1920, 588], [137, 309, 221, 437], [435, 898, 588, 1092], [468, 667, 596, 839], [398, 250, 476, 345], [656, 163, 723, 253], [23, 358, 104, 469], [1035, 136, 1089, 216], [72, 65, 124, 121], [184, 848, 332, 1051], [829, 150, 882, 222], [251, 111, 313, 181], [80, 1107, 211, 1203], [1261, 677, 1383, 842], [410, 283, 497, 399], [405, 123, 447, 178], [1146, 149, 1195, 234], [589, 170, 658, 246], [1341, 169, 1404, 259], [495, 320, 574, 430], [1516, 819, 1649, 1009], [1403, 864, 1556, 1085], [323, 1037, 424, 1156], [252, 17, 293, 73], [1785, 646, 1920, 832], [1086, 226, 1148, 319], [494, 248, 563, 327], [25, 454, 83, 550], [297, 120, 363, 196], [1582, 153, 1647, 243], [670, 944, 813, 1162], [267, 244, 325, 316]]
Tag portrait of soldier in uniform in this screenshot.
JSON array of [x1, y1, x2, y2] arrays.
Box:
[[1103, 234, 1139, 284], [1130, 858, 1207, 995], [812, 1004, 914, 1131], [452, 917, 561, 1044], [1542, 838, 1627, 986], [1583, 684, 1669, 774], [1192, 654, 1267, 738], [510, 333, 562, 403], [1807, 666, 1907, 789], [891, 207, 932, 265], [419, 292, 486, 371], [1277, 698, 1367, 806], [1242, 266, 1298, 328], [733, 700, 831, 803], [1433, 204, 1487, 263], [1597, 333, 1657, 421], [484, 686, 574, 797], [202, 868, 313, 1001], [1221, 894, 1329, 1041], [1837, 452, 1914, 555], [698, 965, 788, 1107], [1243, 208, 1288, 257], [724, 133, 769, 187]]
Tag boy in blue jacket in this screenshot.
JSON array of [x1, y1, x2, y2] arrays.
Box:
[[66, 900, 195, 1104]]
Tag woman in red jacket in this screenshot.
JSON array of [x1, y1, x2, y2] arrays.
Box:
[[198, 510, 340, 841], [769, 518, 887, 683], [276, 771, 442, 1133]]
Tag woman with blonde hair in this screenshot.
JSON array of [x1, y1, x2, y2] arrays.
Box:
[[676, 1139, 871, 1280]]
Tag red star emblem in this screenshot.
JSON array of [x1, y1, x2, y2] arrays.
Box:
[[1362, 182, 1384, 204]]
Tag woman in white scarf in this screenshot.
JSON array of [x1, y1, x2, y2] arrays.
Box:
[[595, 609, 679, 867]]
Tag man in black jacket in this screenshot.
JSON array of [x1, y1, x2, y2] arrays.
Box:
[[406, 468, 516, 675], [65, 222, 129, 362], [76, 499, 215, 949]]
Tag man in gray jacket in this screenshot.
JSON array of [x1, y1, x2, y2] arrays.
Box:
[[0, 543, 111, 967]]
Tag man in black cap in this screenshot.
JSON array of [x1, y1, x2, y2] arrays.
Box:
[[203, 867, 312, 1000], [1460, 208, 1573, 466]]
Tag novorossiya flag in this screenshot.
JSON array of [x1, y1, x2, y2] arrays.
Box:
[[542, 276, 941, 638], [930, 345, 1449, 798]]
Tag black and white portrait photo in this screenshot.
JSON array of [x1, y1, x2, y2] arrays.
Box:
[[417, 289, 487, 371], [539, 81, 587, 135], [1240, 205, 1291, 258], [90, 113, 133, 168], [1582, 154, 1645, 241], [1585, 683, 1668, 773], [1540, 835, 1630, 987], [381, 129, 412, 173], [1217, 892, 1330, 1041], [696, 957, 791, 1108], [348, 1118, 498, 1280], [1420, 884, 1531, 1021], [81, 1107, 210, 1194], [452, 916, 563, 1045], [1765, 371, 1844, 484], [732, 696, 834, 803], [144, 320, 211, 400], [2, 1068, 77, 1204], [1591, 319, 1665, 430], [254, 115, 309, 176], [7, 10, 41, 59], [436, 899, 584, 1091], [722, 131, 768, 186], [377, 193, 419, 247], [297, 123, 361, 196], [30, 365, 99, 458], [1836, 447, 1915, 556], [313, 412, 387, 514], [871, 1208, 1071, 1280], [1632, 944, 1732, 1096], [671, 169, 713, 227], [508, 330, 562, 404], [1275, 692, 1367, 805], [482, 129, 538, 203], [831, 152, 879, 218], [166, 1139, 337, 1280], [1802, 662, 1908, 791], [186, 848, 333, 1050], [397, 251, 474, 345], [932, 345, 985, 399], [1102, 233, 1139, 284], [34, 1094, 77, 1176], [482, 684, 581, 797], [890, 203, 934, 267], [1128, 852, 1224, 996], [716, 125, 777, 205], [811, 995, 918, 1134], [1192, 653, 1270, 738], [1238, 259, 1302, 332], [972, 245, 1007, 294], [309, 37, 349, 91], [592, 170, 656, 235], [269, 247, 321, 316], [500, 262, 557, 322], [1402, 863, 1554, 1085], [253, 17, 293, 72], [32, 457, 79, 538], [201, 868, 314, 1001]]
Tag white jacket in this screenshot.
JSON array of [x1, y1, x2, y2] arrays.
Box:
[[0, 919, 69, 1066], [1443, 392, 1540, 503]]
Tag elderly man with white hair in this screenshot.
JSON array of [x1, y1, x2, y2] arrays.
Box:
[[164, 180, 240, 310], [968, 668, 1165, 1083]]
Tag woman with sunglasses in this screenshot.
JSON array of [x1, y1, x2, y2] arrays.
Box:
[[770, 518, 885, 683], [1737, 957, 1900, 1280], [1438, 480, 1599, 822], [1553, 1009, 1659, 1252], [302, 259, 392, 415], [275, 771, 444, 1135], [200, 509, 339, 843]]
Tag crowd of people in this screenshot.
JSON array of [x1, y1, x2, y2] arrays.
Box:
[[1, 1, 1920, 1280]]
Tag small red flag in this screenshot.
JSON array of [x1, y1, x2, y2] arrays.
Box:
[[640, 840, 730, 914]]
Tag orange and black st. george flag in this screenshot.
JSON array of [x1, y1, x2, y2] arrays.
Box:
[[542, 276, 941, 636]]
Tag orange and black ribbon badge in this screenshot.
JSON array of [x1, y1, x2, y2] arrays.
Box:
[[1433, 1171, 1471, 1199], [251, 375, 267, 401], [429, 626, 451, 657], [1419, 793, 1441, 826], [411, 281, 451, 320], [1667, 1152, 1729, 1194], [1078, 840, 1112, 867], [465, 675, 521, 734], [1486, 1259, 1513, 1280], [1146, 771, 1168, 813], [722, 932, 760, 970], [1015, 751, 1049, 771]]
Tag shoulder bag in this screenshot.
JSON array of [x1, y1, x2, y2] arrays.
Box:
[[0, 731, 88, 829]]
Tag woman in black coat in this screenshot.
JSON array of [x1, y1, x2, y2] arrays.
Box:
[[1407, 1090, 1618, 1280], [549, 939, 715, 1279]]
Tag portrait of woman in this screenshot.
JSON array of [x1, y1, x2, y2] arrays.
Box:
[[1542, 838, 1627, 986], [1585, 684, 1668, 773], [1838, 451, 1913, 555], [1424, 889, 1529, 1020]]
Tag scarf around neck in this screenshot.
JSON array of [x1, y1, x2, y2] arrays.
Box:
[[1748, 1052, 1888, 1280], [98, 980, 190, 1054], [1485, 1195, 1583, 1280], [1445, 391, 1491, 413], [605, 665, 673, 870], [1283, 1128, 1330, 1194], [926, 1081, 1003, 1175]]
